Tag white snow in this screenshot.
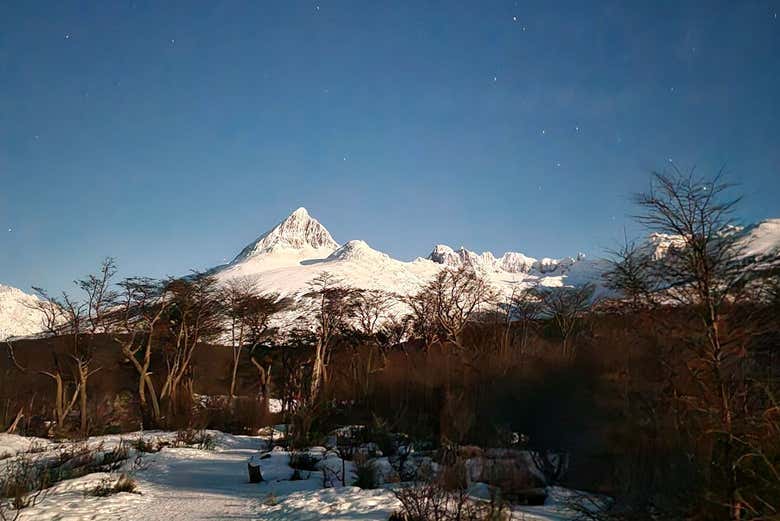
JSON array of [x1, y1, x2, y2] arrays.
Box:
[[210, 208, 609, 308], [0, 284, 46, 341], [0, 431, 596, 520]]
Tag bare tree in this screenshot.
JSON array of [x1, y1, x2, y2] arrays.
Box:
[[617, 167, 780, 519], [115, 277, 169, 424], [350, 289, 397, 395], [303, 272, 355, 401], [39, 355, 80, 433], [30, 259, 114, 436], [406, 266, 496, 351], [221, 277, 290, 401], [602, 232, 658, 311], [159, 273, 223, 413], [404, 286, 442, 350], [77, 257, 119, 333], [534, 284, 594, 358], [492, 286, 541, 362]]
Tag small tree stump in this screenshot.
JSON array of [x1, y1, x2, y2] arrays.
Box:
[[248, 455, 264, 483]]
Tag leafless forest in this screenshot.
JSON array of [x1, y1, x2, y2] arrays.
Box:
[[2, 171, 779, 520]]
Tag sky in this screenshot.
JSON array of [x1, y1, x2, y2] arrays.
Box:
[[1, 1, 779, 295]]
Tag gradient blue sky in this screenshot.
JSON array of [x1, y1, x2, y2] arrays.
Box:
[[2, 1, 779, 294]]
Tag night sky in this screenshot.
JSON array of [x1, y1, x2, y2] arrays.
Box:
[[1, 1, 779, 294]]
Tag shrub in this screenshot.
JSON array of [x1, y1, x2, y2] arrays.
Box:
[[352, 454, 379, 489], [89, 474, 138, 497], [130, 437, 162, 454], [391, 481, 510, 521], [0, 453, 49, 516], [288, 451, 320, 471], [173, 429, 215, 450]]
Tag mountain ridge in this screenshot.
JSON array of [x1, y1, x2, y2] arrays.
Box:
[[2, 209, 778, 340]]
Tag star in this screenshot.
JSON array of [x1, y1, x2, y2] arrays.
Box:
[[555, 161, 561, 168], [316, 5, 320, 10], [7, 228, 12, 233], [493, 76, 497, 82], [522, 26, 527, 31], [170, 39, 175, 45], [670, 86, 675, 93], [574, 125, 580, 132], [668, 157, 674, 163], [64, 33, 71, 39], [541, 129, 546, 135], [343, 156, 347, 161], [512, 16, 518, 22]]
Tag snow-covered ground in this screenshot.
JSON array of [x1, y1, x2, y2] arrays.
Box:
[[0, 431, 594, 521]]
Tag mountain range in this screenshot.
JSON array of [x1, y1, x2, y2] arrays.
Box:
[[2, 207, 779, 340]]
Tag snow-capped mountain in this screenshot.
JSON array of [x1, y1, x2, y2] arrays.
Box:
[[427, 244, 587, 275], [212, 208, 780, 304], [2, 210, 777, 340], [211, 207, 606, 301], [231, 207, 339, 262], [0, 284, 46, 341]]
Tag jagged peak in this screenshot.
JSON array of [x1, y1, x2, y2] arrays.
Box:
[[231, 207, 339, 262]]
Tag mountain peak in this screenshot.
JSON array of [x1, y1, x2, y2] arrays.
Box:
[[231, 207, 339, 262], [290, 207, 310, 218]]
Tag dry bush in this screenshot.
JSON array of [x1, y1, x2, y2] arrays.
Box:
[[88, 473, 138, 497], [391, 478, 510, 521], [172, 428, 215, 450], [0, 454, 49, 518], [288, 451, 320, 472], [352, 453, 379, 489]]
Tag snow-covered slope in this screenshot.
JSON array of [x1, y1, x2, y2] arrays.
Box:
[[739, 218, 780, 259], [0, 284, 46, 341], [211, 208, 780, 306], [211, 208, 605, 302]]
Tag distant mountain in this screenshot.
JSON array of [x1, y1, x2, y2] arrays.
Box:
[[211, 209, 780, 303], [2, 211, 778, 340], [211, 208, 611, 301]]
